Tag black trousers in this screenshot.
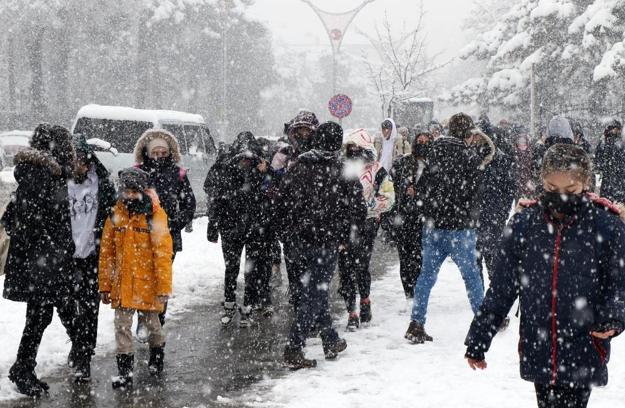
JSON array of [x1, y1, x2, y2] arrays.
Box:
[[283, 239, 305, 311], [72, 254, 100, 358], [13, 301, 74, 371], [396, 219, 423, 299], [244, 227, 274, 308], [535, 384, 591, 408], [222, 231, 247, 304], [338, 218, 379, 313]]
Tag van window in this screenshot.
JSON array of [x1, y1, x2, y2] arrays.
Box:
[[73, 117, 152, 153], [161, 124, 189, 155]]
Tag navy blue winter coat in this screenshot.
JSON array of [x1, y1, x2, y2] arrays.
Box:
[[465, 196, 625, 387]]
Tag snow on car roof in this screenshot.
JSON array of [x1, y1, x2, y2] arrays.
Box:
[[75, 104, 206, 125], [0, 130, 32, 139]]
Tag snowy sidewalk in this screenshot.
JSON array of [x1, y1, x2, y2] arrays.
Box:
[[240, 259, 625, 408]]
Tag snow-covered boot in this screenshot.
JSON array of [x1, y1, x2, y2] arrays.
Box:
[[148, 344, 165, 376], [220, 301, 237, 326], [346, 312, 360, 331], [8, 361, 47, 397], [360, 298, 372, 324], [405, 321, 433, 344], [283, 346, 317, 370], [112, 354, 134, 389], [323, 338, 347, 360]]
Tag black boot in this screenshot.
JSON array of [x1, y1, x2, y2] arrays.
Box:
[[404, 321, 433, 344], [73, 354, 91, 384], [112, 354, 134, 389], [323, 338, 347, 360], [148, 344, 165, 376], [360, 298, 372, 324], [283, 346, 317, 370], [8, 361, 47, 397]]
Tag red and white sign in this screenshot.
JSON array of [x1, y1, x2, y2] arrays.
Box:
[[328, 94, 353, 119]]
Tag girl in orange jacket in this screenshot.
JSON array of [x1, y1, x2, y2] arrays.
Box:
[[98, 167, 173, 389]]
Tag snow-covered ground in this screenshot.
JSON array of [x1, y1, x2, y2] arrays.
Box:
[[2, 217, 625, 406], [0, 217, 225, 401], [241, 259, 625, 408]]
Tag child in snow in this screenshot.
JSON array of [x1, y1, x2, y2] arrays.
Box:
[[465, 144, 625, 407], [99, 168, 173, 389]]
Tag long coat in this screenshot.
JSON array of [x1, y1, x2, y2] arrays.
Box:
[[98, 192, 173, 312], [465, 195, 625, 387], [2, 150, 75, 304]]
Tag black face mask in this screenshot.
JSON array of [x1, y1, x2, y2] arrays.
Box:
[[412, 143, 431, 159], [541, 191, 586, 216], [123, 196, 149, 215]]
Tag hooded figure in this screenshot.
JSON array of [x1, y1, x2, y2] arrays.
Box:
[[594, 119, 625, 203], [278, 121, 366, 369], [375, 118, 399, 172], [287, 110, 319, 155], [339, 128, 395, 330], [134, 129, 196, 254], [2, 124, 78, 396]]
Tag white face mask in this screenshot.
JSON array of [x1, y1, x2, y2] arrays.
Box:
[[343, 158, 367, 179]]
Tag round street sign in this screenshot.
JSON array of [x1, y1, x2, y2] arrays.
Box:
[[328, 94, 353, 119]]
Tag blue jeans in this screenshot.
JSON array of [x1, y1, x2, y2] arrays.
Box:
[[411, 228, 484, 325], [288, 246, 340, 349]]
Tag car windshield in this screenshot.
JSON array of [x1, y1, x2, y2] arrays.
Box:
[[73, 117, 153, 153]]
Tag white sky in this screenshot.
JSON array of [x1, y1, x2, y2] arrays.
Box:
[[247, 0, 473, 59]]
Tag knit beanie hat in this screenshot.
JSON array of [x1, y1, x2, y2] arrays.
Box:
[[314, 121, 343, 152], [547, 116, 574, 141], [119, 167, 149, 192], [448, 113, 475, 139]]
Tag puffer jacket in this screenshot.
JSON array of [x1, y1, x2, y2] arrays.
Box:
[[98, 191, 173, 312], [465, 194, 625, 387]]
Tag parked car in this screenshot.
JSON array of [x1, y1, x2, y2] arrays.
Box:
[[71, 104, 217, 214], [0, 130, 31, 166]]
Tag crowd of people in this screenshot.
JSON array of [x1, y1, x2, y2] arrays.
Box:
[[2, 110, 625, 407]]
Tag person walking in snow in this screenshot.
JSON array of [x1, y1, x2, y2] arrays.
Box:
[[512, 126, 535, 199], [391, 129, 433, 300], [374, 118, 400, 172], [405, 113, 495, 344], [66, 134, 117, 383], [134, 129, 196, 332], [594, 119, 625, 204], [465, 144, 625, 408], [396, 126, 412, 156], [339, 129, 395, 330], [278, 122, 366, 369], [99, 168, 173, 389], [3, 124, 77, 397]]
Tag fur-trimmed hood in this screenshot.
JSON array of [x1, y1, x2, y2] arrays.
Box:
[[134, 129, 182, 164], [14, 149, 62, 176]]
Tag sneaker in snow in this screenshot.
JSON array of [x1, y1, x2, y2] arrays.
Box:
[[220, 302, 237, 326], [346, 313, 360, 332], [239, 305, 253, 328], [405, 321, 433, 344], [283, 346, 317, 370], [135, 320, 149, 343], [360, 298, 372, 324], [323, 338, 347, 360]]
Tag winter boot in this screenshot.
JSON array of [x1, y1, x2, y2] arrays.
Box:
[[346, 312, 360, 332], [360, 298, 372, 324], [148, 344, 165, 376], [112, 354, 134, 389], [239, 305, 253, 328], [8, 362, 46, 397], [73, 355, 91, 384], [220, 301, 237, 326], [323, 338, 348, 360], [283, 346, 317, 370], [404, 321, 433, 344]]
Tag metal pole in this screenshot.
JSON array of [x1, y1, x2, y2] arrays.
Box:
[[221, 0, 228, 139], [530, 63, 537, 139]]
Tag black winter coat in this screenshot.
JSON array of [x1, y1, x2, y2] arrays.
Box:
[[276, 150, 366, 247], [477, 149, 517, 248], [423, 137, 488, 230], [139, 159, 196, 252], [594, 138, 625, 203], [391, 155, 429, 230], [2, 150, 75, 304], [465, 197, 625, 387]]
